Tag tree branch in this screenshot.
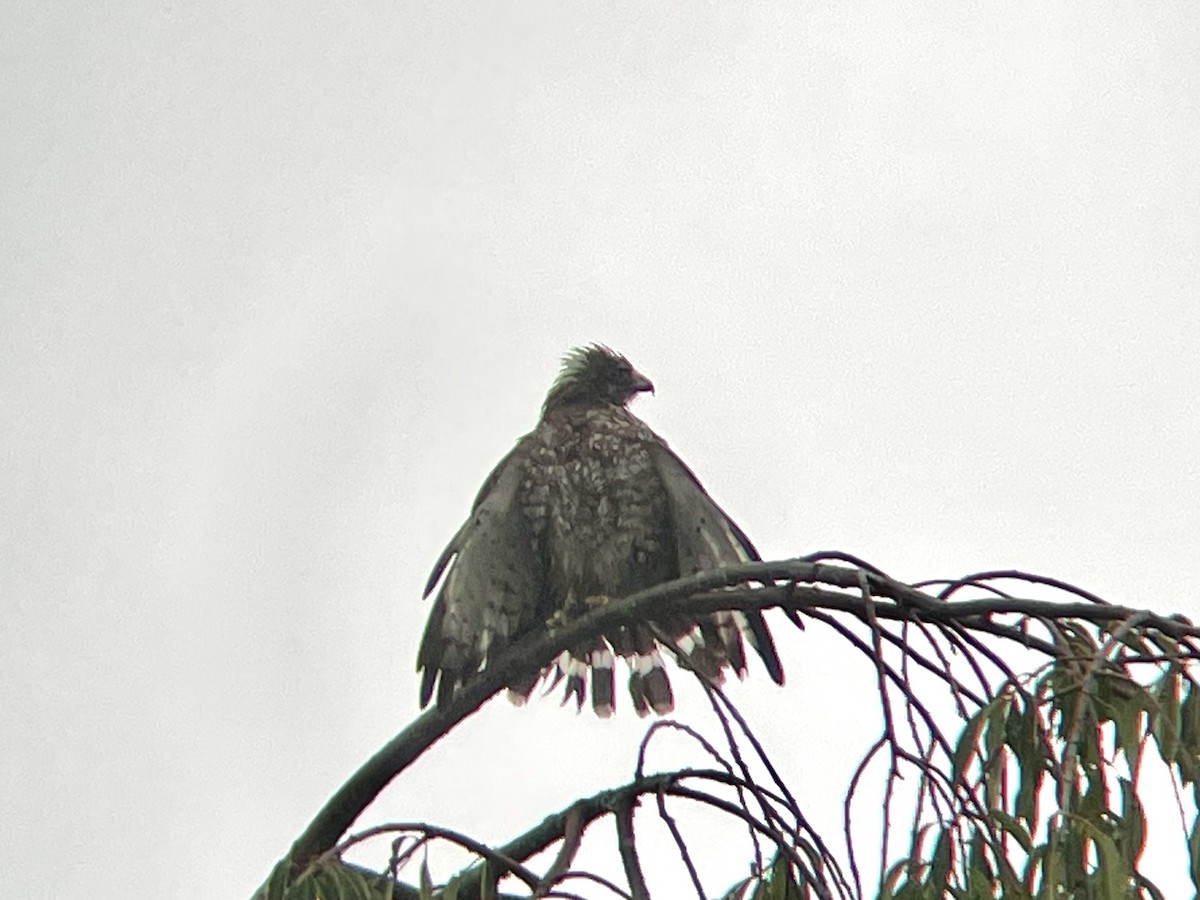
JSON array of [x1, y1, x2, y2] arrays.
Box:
[[279, 558, 1199, 878], [614, 796, 649, 900]]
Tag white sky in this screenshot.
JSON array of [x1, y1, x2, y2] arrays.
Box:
[[3, 2, 1198, 897]]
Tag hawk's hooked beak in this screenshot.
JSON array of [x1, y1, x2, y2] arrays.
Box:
[[631, 370, 655, 395]]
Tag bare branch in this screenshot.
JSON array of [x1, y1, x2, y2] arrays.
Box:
[[655, 786, 707, 900], [614, 796, 649, 900], [279, 556, 1200, 883]]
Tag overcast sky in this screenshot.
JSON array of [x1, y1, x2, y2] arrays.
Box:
[[3, 2, 1199, 897]]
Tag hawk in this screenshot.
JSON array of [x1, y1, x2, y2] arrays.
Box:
[[417, 344, 783, 716]]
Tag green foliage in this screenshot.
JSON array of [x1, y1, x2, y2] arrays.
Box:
[[258, 856, 394, 900], [881, 628, 1200, 900], [720, 851, 810, 900]]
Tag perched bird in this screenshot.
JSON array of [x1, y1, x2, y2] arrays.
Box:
[[417, 344, 783, 716]]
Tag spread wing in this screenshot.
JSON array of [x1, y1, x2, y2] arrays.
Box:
[[417, 436, 543, 707], [646, 440, 785, 685]]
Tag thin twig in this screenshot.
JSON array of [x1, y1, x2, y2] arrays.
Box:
[[327, 822, 541, 892], [844, 736, 885, 898], [550, 871, 633, 900], [655, 787, 706, 900]]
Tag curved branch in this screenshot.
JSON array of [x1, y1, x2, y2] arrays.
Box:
[[283, 558, 1199, 873], [330, 821, 541, 892], [450, 769, 788, 900]]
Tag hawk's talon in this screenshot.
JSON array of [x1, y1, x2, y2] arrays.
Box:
[[584, 593, 612, 610]]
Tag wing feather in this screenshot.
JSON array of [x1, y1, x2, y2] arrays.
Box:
[[647, 440, 785, 686], [416, 437, 542, 706]]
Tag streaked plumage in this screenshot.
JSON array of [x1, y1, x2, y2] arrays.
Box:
[[417, 344, 783, 716]]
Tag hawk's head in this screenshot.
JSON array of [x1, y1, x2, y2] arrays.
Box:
[[542, 344, 654, 415]]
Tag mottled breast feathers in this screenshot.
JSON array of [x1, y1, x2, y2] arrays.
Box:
[[416, 344, 784, 716]]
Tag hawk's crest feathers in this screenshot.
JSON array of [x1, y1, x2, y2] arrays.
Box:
[[542, 344, 653, 415]]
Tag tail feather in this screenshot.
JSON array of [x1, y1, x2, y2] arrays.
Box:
[[643, 668, 674, 716], [677, 625, 705, 657], [419, 667, 439, 708], [505, 669, 540, 707], [559, 652, 588, 711], [714, 611, 748, 676], [436, 670, 457, 708], [435, 609, 783, 716], [628, 650, 674, 717], [702, 610, 785, 686], [744, 610, 784, 684], [590, 648, 615, 717], [675, 619, 730, 683]]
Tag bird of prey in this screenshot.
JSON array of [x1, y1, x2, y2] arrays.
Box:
[[417, 344, 783, 716]]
